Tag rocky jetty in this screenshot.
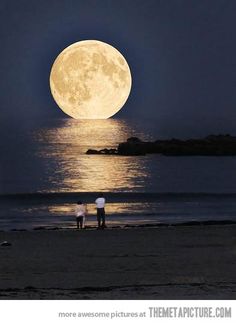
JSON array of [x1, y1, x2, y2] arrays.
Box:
[[86, 134, 236, 156], [86, 148, 118, 155]]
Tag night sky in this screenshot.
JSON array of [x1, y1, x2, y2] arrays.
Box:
[[1, 0, 236, 136]]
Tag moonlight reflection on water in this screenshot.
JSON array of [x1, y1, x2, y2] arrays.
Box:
[[35, 118, 151, 192]]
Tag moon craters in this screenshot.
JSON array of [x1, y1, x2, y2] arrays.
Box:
[[50, 40, 132, 119]]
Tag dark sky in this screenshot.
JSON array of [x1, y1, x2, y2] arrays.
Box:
[[1, 0, 236, 136]]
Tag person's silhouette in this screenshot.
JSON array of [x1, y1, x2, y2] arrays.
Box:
[[95, 194, 106, 229]]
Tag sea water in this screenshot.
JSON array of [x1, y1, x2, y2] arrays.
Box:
[[0, 118, 236, 230]]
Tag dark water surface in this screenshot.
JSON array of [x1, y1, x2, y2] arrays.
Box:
[[1, 118, 236, 230], [1, 118, 236, 194]]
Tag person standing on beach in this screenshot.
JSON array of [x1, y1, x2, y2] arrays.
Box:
[[95, 194, 106, 229], [75, 201, 87, 229]]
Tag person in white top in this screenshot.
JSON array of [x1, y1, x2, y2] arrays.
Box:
[[95, 194, 106, 229], [75, 201, 87, 229]]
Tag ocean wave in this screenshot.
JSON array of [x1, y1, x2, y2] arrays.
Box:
[[1, 191, 236, 204]]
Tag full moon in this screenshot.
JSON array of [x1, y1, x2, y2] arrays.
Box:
[[49, 40, 132, 119]]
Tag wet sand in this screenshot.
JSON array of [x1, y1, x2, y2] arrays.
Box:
[[0, 224, 236, 299]]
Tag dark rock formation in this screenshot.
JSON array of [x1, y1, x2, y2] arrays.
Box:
[[86, 149, 101, 155], [126, 137, 142, 143], [117, 141, 147, 155], [86, 134, 236, 156], [86, 148, 118, 155]]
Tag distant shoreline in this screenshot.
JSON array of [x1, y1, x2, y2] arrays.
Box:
[[86, 134, 236, 156]]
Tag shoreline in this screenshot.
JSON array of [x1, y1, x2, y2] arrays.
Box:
[[1, 219, 236, 233]]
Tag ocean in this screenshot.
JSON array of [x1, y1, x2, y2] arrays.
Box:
[[1, 118, 236, 230]]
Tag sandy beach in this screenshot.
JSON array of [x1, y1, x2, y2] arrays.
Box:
[[0, 224, 236, 299]]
